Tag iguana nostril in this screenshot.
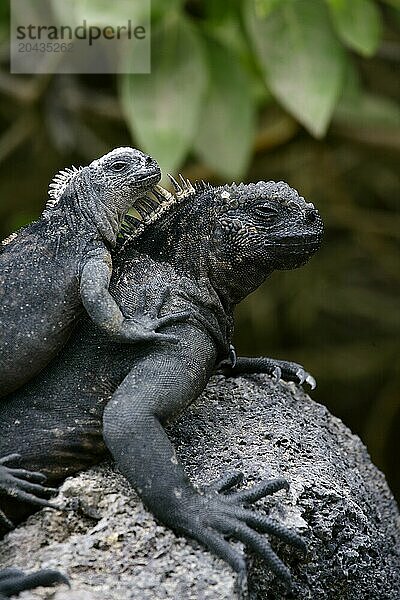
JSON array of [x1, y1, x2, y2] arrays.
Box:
[[307, 209, 317, 224], [146, 156, 154, 165]]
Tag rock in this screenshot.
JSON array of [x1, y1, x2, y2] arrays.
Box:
[[0, 374, 399, 599]]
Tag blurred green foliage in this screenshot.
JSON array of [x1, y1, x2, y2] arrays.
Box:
[[0, 0, 399, 500], [118, 0, 399, 176]]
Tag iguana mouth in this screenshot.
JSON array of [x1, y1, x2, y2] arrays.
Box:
[[129, 171, 161, 188], [120, 175, 196, 245]]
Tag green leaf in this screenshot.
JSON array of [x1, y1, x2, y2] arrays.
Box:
[[199, 8, 269, 107], [245, 0, 346, 137], [193, 38, 256, 179], [119, 14, 208, 176], [326, 0, 382, 57]]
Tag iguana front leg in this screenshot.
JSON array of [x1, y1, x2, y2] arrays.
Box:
[[80, 252, 188, 344], [103, 325, 305, 584], [0, 454, 56, 529], [218, 355, 316, 389]]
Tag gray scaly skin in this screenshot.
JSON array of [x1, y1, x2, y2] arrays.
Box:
[[0, 148, 189, 590], [0, 178, 323, 594], [0, 146, 181, 399]]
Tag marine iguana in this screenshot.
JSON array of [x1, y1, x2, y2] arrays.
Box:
[[0, 148, 189, 585], [0, 177, 323, 596], [0, 146, 182, 400]]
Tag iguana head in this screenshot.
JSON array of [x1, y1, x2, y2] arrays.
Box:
[[124, 178, 323, 306], [210, 180, 322, 266], [45, 147, 161, 246], [87, 147, 161, 210], [207, 180, 323, 303], [48, 147, 160, 208]]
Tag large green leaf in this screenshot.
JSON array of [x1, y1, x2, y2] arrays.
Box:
[[193, 38, 256, 179], [119, 14, 208, 176], [245, 0, 346, 137], [327, 0, 382, 57]]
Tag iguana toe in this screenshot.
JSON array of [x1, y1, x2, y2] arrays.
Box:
[[0, 455, 57, 510], [179, 473, 304, 584]]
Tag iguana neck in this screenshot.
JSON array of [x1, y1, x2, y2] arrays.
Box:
[[55, 179, 125, 248], [208, 258, 273, 310]]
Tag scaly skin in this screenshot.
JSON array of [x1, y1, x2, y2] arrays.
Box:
[[0, 146, 171, 399], [0, 150, 188, 595], [0, 179, 323, 594]]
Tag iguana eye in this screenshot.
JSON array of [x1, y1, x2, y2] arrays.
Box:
[[110, 161, 128, 172], [255, 205, 277, 217]]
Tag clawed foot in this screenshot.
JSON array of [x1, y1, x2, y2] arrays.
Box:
[[181, 472, 306, 584], [0, 454, 57, 529], [0, 568, 69, 598], [271, 360, 316, 390], [118, 286, 190, 345], [218, 355, 316, 390]]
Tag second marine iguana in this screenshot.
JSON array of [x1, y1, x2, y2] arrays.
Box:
[[0, 146, 185, 400], [0, 148, 188, 552], [0, 178, 323, 595]]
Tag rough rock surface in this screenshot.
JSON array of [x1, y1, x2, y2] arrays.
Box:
[[1, 374, 399, 599]]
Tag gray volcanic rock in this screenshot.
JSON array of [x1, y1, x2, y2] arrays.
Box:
[[1, 374, 399, 599]]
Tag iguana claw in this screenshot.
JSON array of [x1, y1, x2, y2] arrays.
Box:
[[272, 366, 282, 382], [217, 357, 317, 391], [295, 368, 306, 385], [0, 454, 57, 516], [229, 344, 237, 368], [305, 374, 316, 390]]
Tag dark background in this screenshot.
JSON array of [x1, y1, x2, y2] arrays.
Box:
[[0, 1, 399, 501]]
